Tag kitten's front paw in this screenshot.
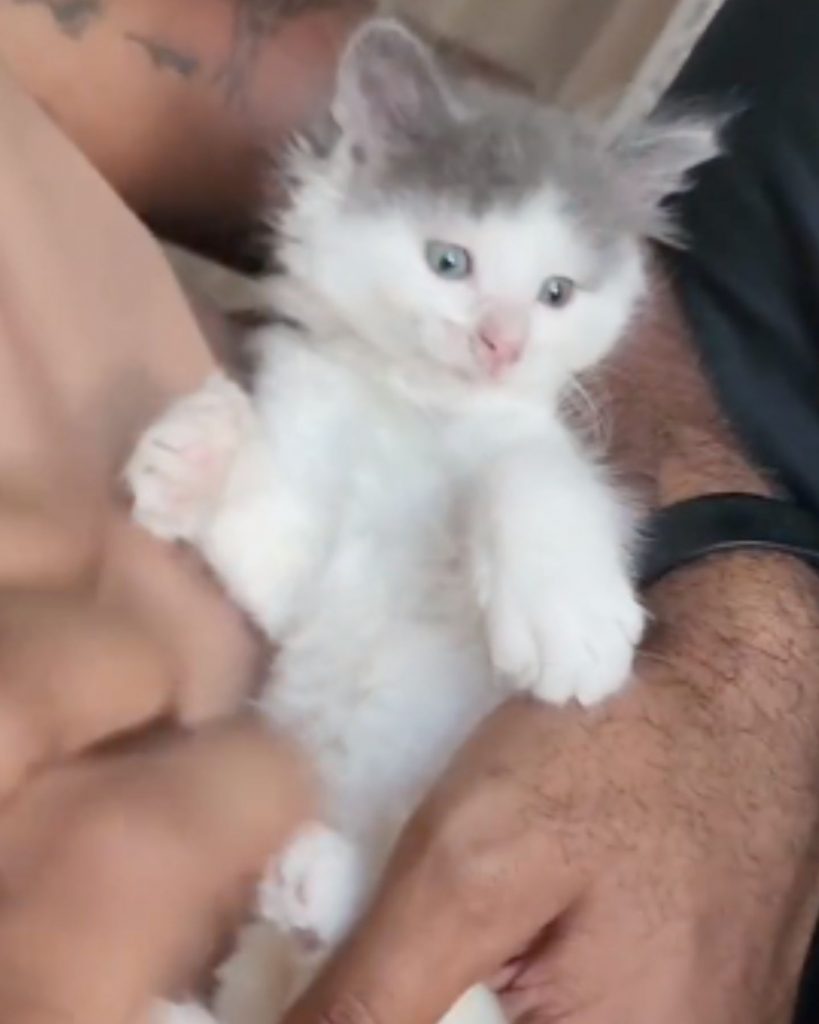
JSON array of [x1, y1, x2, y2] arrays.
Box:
[[125, 374, 252, 542], [485, 563, 645, 707]]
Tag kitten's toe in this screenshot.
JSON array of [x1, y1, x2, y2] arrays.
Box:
[[125, 373, 251, 542], [570, 593, 645, 707], [531, 585, 645, 707], [486, 587, 543, 694], [486, 566, 644, 707]]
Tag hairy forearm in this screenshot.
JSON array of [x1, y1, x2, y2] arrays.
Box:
[[609, 284, 819, 994], [0, 0, 369, 264], [613, 278, 819, 747]]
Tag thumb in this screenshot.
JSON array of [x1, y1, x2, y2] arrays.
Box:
[[281, 876, 480, 1024], [281, 816, 569, 1024], [0, 718, 314, 1024]]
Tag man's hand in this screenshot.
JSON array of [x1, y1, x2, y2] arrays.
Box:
[[0, 64, 315, 1024], [0, 719, 313, 1024], [283, 550, 819, 1024]]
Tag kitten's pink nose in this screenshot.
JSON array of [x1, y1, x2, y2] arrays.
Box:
[[476, 313, 526, 376]]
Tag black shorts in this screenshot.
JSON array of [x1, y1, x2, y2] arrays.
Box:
[[659, 0, 819, 1014], [663, 0, 819, 510]]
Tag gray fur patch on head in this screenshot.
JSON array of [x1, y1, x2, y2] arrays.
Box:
[[310, 19, 723, 245], [374, 91, 629, 236]]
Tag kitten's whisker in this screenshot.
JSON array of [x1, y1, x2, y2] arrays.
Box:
[[564, 376, 611, 452], [636, 649, 676, 671]]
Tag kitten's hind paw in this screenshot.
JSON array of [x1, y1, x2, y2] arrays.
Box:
[[257, 823, 364, 955], [125, 373, 252, 543]]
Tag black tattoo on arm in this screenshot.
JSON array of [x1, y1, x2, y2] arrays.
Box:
[[9, 0, 101, 38], [124, 32, 200, 79], [215, 0, 348, 106]]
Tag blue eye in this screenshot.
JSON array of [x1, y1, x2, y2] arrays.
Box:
[[425, 241, 473, 280], [539, 276, 576, 309]]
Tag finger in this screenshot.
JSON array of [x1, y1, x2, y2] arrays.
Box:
[[0, 517, 266, 797], [0, 718, 314, 1024], [0, 590, 176, 796], [498, 894, 698, 1024], [102, 516, 266, 724], [282, 871, 482, 1024], [490, 959, 528, 993], [283, 744, 578, 1024], [283, 864, 549, 1024]]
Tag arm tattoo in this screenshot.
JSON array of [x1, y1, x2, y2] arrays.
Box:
[[124, 32, 201, 79], [215, 0, 348, 105], [9, 0, 101, 38]]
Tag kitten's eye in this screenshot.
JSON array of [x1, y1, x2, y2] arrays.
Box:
[[425, 241, 473, 280], [539, 276, 576, 309]]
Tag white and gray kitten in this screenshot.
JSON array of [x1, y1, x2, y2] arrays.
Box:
[[130, 18, 719, 1024]]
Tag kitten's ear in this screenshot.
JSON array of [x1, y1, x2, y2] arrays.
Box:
[[611, 109, 724, 212], [334, 19, 453, 155]]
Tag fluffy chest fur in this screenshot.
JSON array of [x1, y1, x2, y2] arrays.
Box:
[[251, 332, 537, 832]]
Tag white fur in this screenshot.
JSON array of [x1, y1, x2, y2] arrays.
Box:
[[440, 986, 510, 1024], [257, 823, 366, 949], [130, 34, 653, 1024], [152, 1003, 219, 1024], [281, 165, 646, 404]]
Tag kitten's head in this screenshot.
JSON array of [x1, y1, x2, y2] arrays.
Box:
[[280, 19, 720, 397]]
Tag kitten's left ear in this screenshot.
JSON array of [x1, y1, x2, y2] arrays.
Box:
[[611, 109, 724, 216], [334, 19, 454, 156]]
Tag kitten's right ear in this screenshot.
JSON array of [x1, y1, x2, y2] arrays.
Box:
[[610, 109, 725, 216], [334, 19, 453, 157]]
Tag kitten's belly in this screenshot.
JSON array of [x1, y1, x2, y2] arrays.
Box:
[[263, 613, 497, 833], [259, 509, 495, 832], [258, 397, 496, 829]]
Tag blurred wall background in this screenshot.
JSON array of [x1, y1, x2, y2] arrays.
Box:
[[384, 0, 723, 128]]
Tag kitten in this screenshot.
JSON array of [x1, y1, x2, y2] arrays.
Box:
[[129, 19, 719, 1024]]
